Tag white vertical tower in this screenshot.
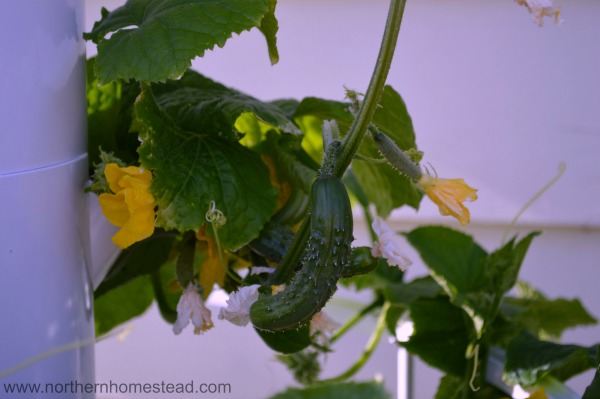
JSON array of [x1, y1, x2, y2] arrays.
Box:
[[0, 0, 95, 397]]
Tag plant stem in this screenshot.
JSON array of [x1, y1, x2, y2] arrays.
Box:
[[317, 302, 391, 384], [330, 298, 383, 344], [269, 0, 407, 284], [269, 219, 309, 284], [334, 0, 407, 178]]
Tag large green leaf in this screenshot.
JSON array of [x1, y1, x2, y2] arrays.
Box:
[[95, 231, 176, 298], [134, 85, 278, 250], [258, 0, 279, 65], [407, 226, 491, 338], [94, 275, 154, 335], [406, 226, 488, 295], [435, 375, 464, 399], [434, 375, 507, 399], [383, 277, 441, 336], [267, 381, 391, 399], [383, 276, 441, 307], [505, 332, 598, 386], [583, 346, 600, 399], [85, 0, 275, 83], [352, 86, 422, 216], [486, 233, 539, 296], [402, 297, 473, 376], [152, 70, 300, 142], [501, 297, 597, 340]]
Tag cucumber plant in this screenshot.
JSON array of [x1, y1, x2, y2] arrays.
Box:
[[250, 173, 353, 331]]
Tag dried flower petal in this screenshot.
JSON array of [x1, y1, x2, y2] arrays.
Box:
[[310, 311, 340, 342], [218, 285, 260, 327], [515, 0, 562, 26], [371, 216, 412, 270], [173, 284, 213, 335]]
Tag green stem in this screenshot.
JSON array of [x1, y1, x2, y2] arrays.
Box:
[[269, 219, 309, 285], [269, 0, 407, 284], [333, 0, 407, 178], [330, 299, 382, 344], [317, 302, 391, 384]]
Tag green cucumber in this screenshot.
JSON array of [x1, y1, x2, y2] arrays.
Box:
[[341, 247, 379, 278], [250, 175, 353, 331]]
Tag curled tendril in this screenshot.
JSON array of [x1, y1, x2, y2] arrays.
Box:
[[205, 201, 226, 229]]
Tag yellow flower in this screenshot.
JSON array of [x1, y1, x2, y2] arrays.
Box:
[[98, 163, 155, 249], [418, 175, 478, 226], [527, 388, 548, 399]]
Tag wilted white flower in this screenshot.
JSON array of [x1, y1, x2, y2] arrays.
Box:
[[173, 284, 213, 335], [310, 311, 340, 343], [371, 216, 412, 270], [515, 0, 562, 26], [218, 284, 261, 327], [249, 266, 276, 275]]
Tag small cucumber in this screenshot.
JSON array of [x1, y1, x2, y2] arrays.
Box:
[[341, 247, 379, 278], [250, 175, 353, 331]]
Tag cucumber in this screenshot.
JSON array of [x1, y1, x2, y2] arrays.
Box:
[[250, 175, 353, 331]]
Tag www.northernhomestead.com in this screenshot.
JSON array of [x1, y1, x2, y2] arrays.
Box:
[[2, 380, 232, 395]]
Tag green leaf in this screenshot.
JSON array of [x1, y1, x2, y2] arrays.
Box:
[[94, 275, 154, 335], [583, 346, 600, 399], [352, 86, 422, 216], [86, 57, 140, 167], [293, 98, 351, 164], [258, 0, 279, 65], [486, 232, 539, 296], [255, 325, 311, 354], [505, 332, 597, 386], [134, 84, 278, 250], [501, 297, 597, 340], [267, 381, 391, 399], [85, 0, 272, 83], [372, 85, 416, 150], [152, 70, 300, 142], [402, 297, 473, 376], [95, 231, 176, 297], [435, 375, 465, 399], [383, 276, 442, 307], [406, 226, 488, 295], [407, 226, 492, 338]]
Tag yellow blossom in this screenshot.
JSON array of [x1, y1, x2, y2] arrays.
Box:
[[418, 175, 478, 226], [98, 163, 155, 249], [527, 388, 548, 399]]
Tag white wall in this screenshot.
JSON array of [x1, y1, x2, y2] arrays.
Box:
[[87, 0, 600, 398]]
